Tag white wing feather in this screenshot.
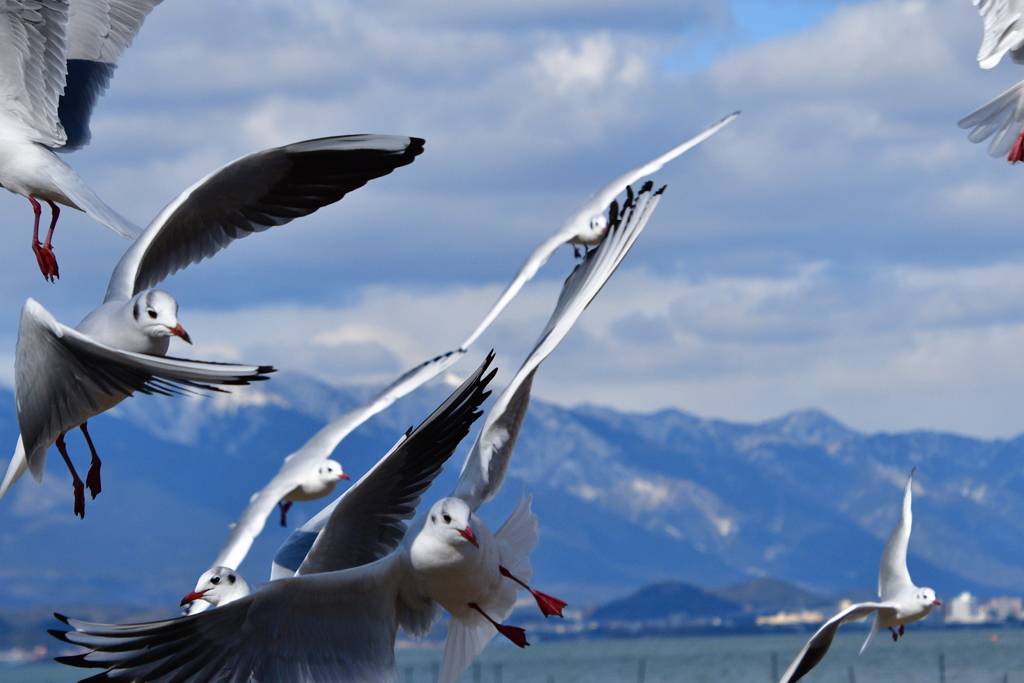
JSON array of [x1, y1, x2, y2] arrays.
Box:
[[879, 470, 915, 601], [454, 183, 664, 511], [778, 602, 897, 683], [973, 0, 1024, 68], [0, 0, 69, 145]]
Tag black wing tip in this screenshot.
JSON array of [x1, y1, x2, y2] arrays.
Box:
[[54, 612, 70, 624], [640, 179, 654, 193], [654, 184, 667, 196], [48, 629, 73, 644]]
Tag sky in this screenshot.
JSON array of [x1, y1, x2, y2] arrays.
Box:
[[1, 0, 1023, 438]]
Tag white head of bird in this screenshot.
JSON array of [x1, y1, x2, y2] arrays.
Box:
[[412, 497, 483, 570], [316, 460, 349, 485], [131, 290, 190, 344], [915, 587, 941, 612], [180, 567, 250, 608]]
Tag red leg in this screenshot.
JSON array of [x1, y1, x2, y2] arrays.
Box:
[[55, 434, 85, 519], [499, 566, 567, 618], [889, 627, 898, 642], [279, 501, 293, 527], [898, 624, 904, 636], [41, 200, 60, 280], [28, 197, 59, 281], [467, 603, 529, 648], [80, 421, 101, 499], [1010, 130, 1024, 163]]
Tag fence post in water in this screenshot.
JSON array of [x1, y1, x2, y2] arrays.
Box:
[[472, 660, 482, 683], [432, 662, 439, 681], [770, 652, 779, 682], [938, 652, 946, 683], [848, 665, 855, 683], [637, 658, 647, 683], [493, 663, 502, 683], [404, 666, 413, 683]]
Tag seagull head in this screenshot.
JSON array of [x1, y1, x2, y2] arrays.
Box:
[[426, 497, 478, 549], [181, 567, 250, 608], [318, 460, 350, 484], [917, 587, 940, 609], [589, 213, 608, 232], [132, 290, 191, 344]]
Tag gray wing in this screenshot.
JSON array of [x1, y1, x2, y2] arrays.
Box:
[[879, 469, 916, 601], [0, 0, 69, 146], [958, 80, 1024, 158], [104, 135, 426, 302], [457, 113, 736, 351], [15, 298, 273, 479], [53, 556, 415, 683], [454, 181, 665, 511], [974, 0, 1024, 68], [213, 351, 465, 572], [271, 353, 496, 579], [779, 602, 895, 683], [58, 0, 162, 150]]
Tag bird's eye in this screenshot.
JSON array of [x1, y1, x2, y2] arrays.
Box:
[[228, 575, 236, 584], [443, 514, 451, 524], [210, 576, 221, 585], [147, 309, 157, 319], [431, 515, 436, 523]]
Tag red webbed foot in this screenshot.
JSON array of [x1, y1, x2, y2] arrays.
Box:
[[32, 242, 59, 282], [499, 566, 567, 617], [468, 602, 530, 648], [1010, 131, 1024, 164], [72, 479, 85, 519], [898, 624, 904, 636], [85, 461, 101, 499]]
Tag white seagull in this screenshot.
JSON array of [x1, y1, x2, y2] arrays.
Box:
[[179, 566, 251, 610], [457, 111, 737, 351], [0, 134, 426, 518], [0, 0, 164, 281], [959, 0, 1024, 162], [777, 470, 941, 683], [52, 178, 664, 683], [52, 353, 498, 683]]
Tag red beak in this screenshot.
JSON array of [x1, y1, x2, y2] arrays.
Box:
[[180, 589, 209, 606], [168, 324, 192, 344], [459, 526, 479, 548], [933, 599, 942, 606], [339, 473, 350, 480]]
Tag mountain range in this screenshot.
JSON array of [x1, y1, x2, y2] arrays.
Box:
[[0, 368, 1022, 614]]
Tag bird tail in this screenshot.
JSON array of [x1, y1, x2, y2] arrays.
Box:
[[494, 493, 538, 583], [49, 158, 141, 239], [859, 615, 880, 654], [959, 80, 1024, 158], [438, 611, 496, 683], [0, 438, 31, 501]]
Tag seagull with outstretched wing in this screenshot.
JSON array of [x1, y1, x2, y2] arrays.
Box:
[[778, 470, 941, 683], [0, 134, 426, 518], [457, 112, 737, 351], [0, 0, 163, 280]]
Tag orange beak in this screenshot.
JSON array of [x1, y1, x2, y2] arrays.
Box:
[[168, 324, 192, 344], [180, 589, 209, 606], [459, 526, 478, 548]]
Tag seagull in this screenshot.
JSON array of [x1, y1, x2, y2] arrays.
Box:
[[457, 111, 737, 351], [0, 133, 426, 518], [51, 178, 665, 683], [0, 0, 165, 281], [958, 0, 1024, 161], [52, 353, 498, 683], [184, 349, 463, 616], [777, 470, 941, 683]]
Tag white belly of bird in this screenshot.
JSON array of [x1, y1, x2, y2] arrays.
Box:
[[411, 534, 503, 620], [283, 478, 338, 502], [0, 138, 78, 206]]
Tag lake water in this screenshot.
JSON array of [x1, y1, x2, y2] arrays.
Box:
[[6, 629, 1024, 682]]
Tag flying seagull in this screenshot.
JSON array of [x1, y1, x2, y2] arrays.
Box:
[[457, 111, 736, 351], [777, 470, 941, 683], [53, 353, 498, 683], [0, 134, 425, 517], [959, 0, 1024, 161], [0, 0, 164, 280], [52, 179, 665, 683]]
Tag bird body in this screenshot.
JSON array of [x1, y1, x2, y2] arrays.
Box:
[[281, 461, 348, 503]]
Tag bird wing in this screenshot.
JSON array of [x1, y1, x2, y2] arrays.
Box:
[[879, 469, 916, 601], [453, 181, 665, 511], [0, 0, 70, 146], [58, 0, 162, 150], [457, 112, 736, 351], [973, 0, 1024, 68], [958, 80, 1024, 158], [15, 298, 273, 479], [103, 135, 426, 302], [778, 602, 896, 683], [53, 554, 418, 683], [211, 350, 463, 571], [270, 353, 496, 579]]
